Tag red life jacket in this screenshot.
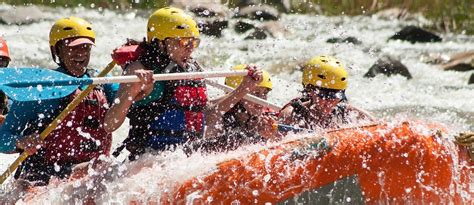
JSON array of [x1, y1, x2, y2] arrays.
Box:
[[111, 42, 208, 153], [42, 88, 112, 164]]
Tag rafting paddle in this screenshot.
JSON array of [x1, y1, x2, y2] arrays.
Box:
[[0, 68, 248, 102], [0, 61, 117, 184], [205, 80, 308, 133], [0, 67, 250, 184], [205, 80, 309, 133]]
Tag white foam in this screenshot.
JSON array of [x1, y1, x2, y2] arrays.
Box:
[[0, 4, 473, 203]]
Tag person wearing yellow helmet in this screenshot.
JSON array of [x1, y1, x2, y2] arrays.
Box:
[[279, 55, 374, 130], [10, 17, 118, 187], [104, 7, 263, 159], [49, 16, 96, 76], [201, 65, 276, 152]]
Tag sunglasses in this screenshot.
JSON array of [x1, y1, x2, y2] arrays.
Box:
[[177, 38, 200, 48], [305, 86, 345, 100]]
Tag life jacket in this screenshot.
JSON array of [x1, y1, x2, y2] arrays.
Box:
[[41, 78, 112, 164], [128, 62, 207, 152], [111, 43, 208, 155], [281, 97, 348, 130]]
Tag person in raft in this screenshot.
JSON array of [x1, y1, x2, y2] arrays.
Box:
[[279, 55, 375, 130], [103, 7, 263, 159], [201, 65, 277, 152], [0, 17, 118, 186], [0, 37, 11, 126]]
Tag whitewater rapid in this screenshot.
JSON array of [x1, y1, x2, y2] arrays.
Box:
[[0, 4, 473, 203]]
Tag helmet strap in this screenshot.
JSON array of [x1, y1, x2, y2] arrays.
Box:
[[51, 43, 67, 68], [50, 45, 60, 65]]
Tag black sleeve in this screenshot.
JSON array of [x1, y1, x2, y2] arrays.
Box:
[[0, 91, 7, 115]]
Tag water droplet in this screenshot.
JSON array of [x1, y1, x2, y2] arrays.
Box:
[[263, 174, 271, 183], [54, 163, 61, 172], [405, 187, 412, 193], [206, 196, 213, 202]]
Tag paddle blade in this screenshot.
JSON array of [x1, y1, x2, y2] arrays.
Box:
[[0, 68, 80, 101]]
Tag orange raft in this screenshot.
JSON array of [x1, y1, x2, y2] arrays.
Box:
[[162, 122, 473, 204]]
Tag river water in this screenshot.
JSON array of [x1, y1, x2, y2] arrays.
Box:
[[0, 4, 473, 204]]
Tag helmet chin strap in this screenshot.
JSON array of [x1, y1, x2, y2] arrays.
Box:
[[51, 44, 68, 69], [50, 46, 59, 65]]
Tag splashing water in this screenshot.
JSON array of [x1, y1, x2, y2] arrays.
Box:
[[0, 4, 473, 203]]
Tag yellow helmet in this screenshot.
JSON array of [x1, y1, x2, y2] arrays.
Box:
[[147, 7, 200, 42], [225, 64, 273, 90], [302, 55, 348, 90], [49, 17, 95, 47]]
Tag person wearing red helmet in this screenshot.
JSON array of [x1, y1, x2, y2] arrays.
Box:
[[0, 37, 10, 67], [0, 37, 11, 126]]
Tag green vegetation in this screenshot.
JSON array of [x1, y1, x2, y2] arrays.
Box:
[[2, 0, 168, 9], [305, 0, 474, 34], [3, 0, 473, 34]]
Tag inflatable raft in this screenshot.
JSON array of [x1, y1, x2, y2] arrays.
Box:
[[160, 121, 473, 204], [16, 121, 473, 204]]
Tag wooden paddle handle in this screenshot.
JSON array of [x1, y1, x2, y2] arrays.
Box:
[[205, 80, 282, 111], [0, 61, 117, 184]]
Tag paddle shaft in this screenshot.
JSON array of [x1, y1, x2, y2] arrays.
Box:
[[205, 80, 281, 111], [7, 70, 248, 88], [0, 61, 117, 185], [204, 81, 312, 133]]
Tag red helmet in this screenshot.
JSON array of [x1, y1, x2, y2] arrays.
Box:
[[0, 37, 10, 60]]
